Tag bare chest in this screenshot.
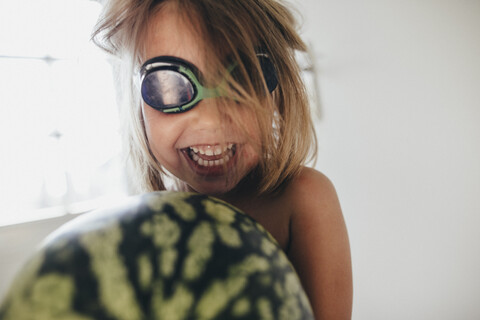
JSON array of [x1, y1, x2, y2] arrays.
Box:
[[235, 198, 292, 252]]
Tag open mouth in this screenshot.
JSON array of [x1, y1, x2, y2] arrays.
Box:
[[182, 143, 237, 175]]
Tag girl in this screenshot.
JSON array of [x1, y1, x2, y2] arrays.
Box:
[[93, 0, 352, 318]]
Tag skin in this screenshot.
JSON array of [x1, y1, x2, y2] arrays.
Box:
[[142, 3, 353, 319]]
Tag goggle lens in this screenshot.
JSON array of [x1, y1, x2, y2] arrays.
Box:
[[258, 54, 278, 93], [141, 69, 195, 110]]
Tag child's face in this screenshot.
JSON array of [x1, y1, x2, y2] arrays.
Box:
[[141, 3, 260, 195]]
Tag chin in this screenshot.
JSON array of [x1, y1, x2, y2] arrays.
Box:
[[189, 182, 236, 197], [182, 160, 259, 197], [186, 174, 244, 197]]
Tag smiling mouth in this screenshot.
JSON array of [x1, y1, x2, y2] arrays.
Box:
[[184, 143, 237, 167]]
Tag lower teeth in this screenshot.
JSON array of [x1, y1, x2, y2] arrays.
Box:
[[189, 147, 234, 167]]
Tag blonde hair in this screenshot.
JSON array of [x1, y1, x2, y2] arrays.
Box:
[[92, 0, 317, 195]]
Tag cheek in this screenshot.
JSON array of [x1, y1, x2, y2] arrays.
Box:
[[243, 145, 260, 167], [143, 105, 173, 140], [142, 105, 156, 141], [230, 105, 262, 140], [241, 112, 263, 160], [233, 109, 262, 167], [142, 106, 177, 157]]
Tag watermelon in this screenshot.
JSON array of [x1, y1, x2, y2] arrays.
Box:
[[0, 192, 313, 320]]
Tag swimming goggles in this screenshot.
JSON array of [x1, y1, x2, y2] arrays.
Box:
[[139, 53, 278, 113]]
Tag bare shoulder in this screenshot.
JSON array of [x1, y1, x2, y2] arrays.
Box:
[[285, 167, 340, 212], [285, 167, 353, 320], [284, 167, 345, 246]]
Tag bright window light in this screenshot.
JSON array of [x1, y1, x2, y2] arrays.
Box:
[[0, 0, 128, 226]]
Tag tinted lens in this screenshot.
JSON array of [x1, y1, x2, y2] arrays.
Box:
[[229, 53, 278, 94], [257, 54, 278, 92], [141, 70, 195, 109]]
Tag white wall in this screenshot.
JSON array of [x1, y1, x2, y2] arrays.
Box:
[[0, 214, 79, 301], [291, 0, 480, 319]]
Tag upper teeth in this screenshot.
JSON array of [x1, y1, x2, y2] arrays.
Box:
[[188, 144, 235, 167], [190, 144, 233, 156]]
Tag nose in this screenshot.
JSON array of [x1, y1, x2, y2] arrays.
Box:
[[186, 98, 224, 131]]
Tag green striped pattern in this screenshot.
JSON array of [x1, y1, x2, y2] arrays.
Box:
[[0, 192, 313, 320]]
